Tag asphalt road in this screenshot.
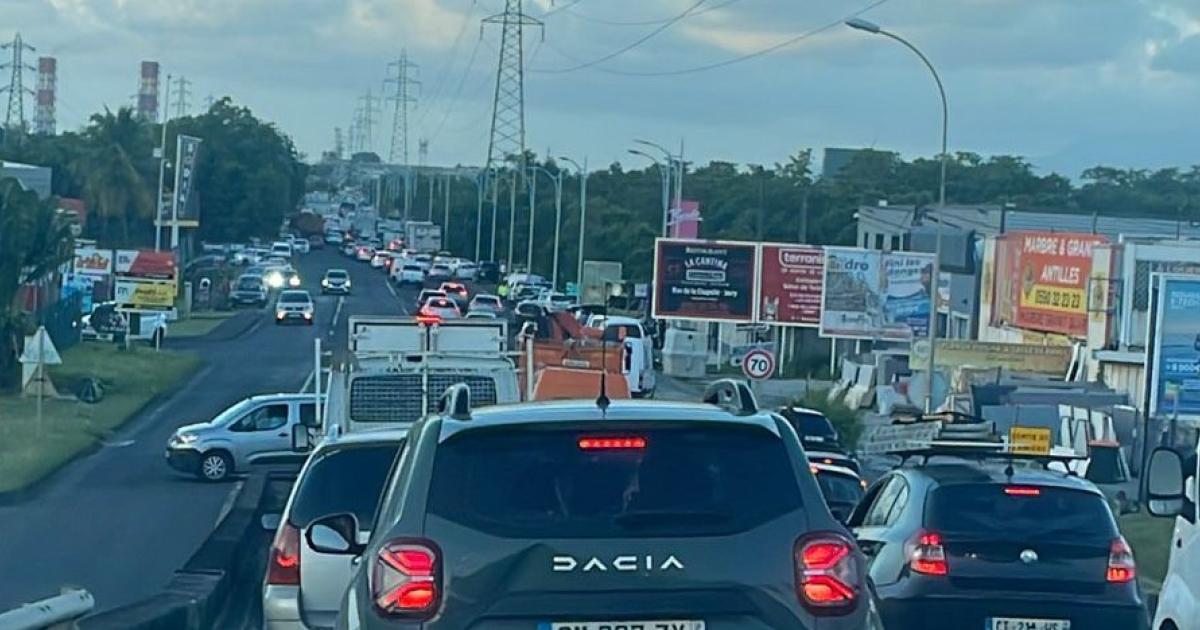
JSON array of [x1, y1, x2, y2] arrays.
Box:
[[0, 247, 405, 614]]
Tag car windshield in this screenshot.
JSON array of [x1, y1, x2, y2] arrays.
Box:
[[326, 270, 347, 279], [427, 425, 802, 538], [927, 484, 1118, 541], [278, 291, 309, 303], [236, 277, 261, 289]]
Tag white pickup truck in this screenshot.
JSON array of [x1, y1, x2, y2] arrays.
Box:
[[323, 316, 520, 437], [1146, 443, 1200, 629]]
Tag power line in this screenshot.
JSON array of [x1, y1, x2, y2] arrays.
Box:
[[413, 0, 478, 132], [385, 50, 420, 164], [427, 36, 486, 144], [536, 0, 890, 76], [532, 0, 707, 74], [555, 0, 742, 26], [540, 0, 587, 18]]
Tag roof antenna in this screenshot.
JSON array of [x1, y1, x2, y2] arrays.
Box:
[[596, 326, 611, 411]]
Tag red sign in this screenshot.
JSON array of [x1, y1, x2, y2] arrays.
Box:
[[758, 244, 824, 327], [669, 201, 701, 239], [996, 232, 1107, 337], [115, 249, 177, 279]]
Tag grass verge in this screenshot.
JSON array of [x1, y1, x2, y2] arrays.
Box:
[[170, 311, 236, 338], [1119, 511, 1175, 592], [0, 342, 200, 493]]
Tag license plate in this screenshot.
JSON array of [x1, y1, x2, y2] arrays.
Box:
[[543, 622, 704, 630], [987, 618, 1070, 630]]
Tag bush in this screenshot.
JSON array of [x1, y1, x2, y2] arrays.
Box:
[[793, 389, 865, 450]]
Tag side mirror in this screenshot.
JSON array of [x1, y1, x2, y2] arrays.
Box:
[[1147, 447, 1187, 518], [308, 513, 364, 555], [291, 423, 311, 453]]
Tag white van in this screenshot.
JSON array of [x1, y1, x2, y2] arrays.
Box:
[[600, 316, 656, 398], [270, 240, 293, 260], [1146, 444, 1200, 629]]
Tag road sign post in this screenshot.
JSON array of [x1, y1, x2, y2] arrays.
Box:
[[742, 347, 776, 381]]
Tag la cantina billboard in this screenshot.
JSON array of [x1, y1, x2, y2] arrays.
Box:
[[758, 244, 823, 327], [653, 238, 757, 322], [1000, 232, 1107, 337]]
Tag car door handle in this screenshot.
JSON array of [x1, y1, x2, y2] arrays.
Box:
[[277, 432, 288, 437]]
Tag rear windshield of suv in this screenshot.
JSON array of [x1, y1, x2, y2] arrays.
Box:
[[427, 425, 803, 538], [289, 443, 402, 532], [926, 484, 1117, 540]]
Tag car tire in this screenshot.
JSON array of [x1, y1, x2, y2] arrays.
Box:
[[199, 451, 232, 481]]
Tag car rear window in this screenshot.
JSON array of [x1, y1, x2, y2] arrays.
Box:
[[427, 425, 803, 538], [815, 471, 864, 509], [926, 484, 1118, 540], [289, 443, 402, 532], [782, 409, 836, 440]]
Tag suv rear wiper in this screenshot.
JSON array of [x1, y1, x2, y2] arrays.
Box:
[[613, 509, 731, 529]]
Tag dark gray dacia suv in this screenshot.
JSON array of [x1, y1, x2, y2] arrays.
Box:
[[316, 380, 881, 629]]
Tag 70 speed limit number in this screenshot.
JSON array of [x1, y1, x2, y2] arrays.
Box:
[[741, 348, 776, 381]]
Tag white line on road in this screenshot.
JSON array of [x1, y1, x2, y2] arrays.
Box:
[[329, 296, 344, 338], [215, 480, 245, 529]]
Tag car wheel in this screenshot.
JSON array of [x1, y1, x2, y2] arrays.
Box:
[[199, 451, 232, 481]]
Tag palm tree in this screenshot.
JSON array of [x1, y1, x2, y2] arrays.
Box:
[[73, 108, 154, 245]]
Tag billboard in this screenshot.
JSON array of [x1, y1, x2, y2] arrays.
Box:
[[668, 200, 701, 239], [998, 232, 1107, 337], [912, 340, 1073, 375], [115, 277, 176, 310], [758, 243, 823, 327], [73, 246, 113, 277], [653, 238, 757, 322], [115, 249, 177, 279], [819, 247, 934, 341], [1148, 275, 1200, 421]]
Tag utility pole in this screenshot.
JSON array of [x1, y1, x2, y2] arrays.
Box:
[[172, 76, 192, 118], [357, 89, 381, 153], [443, 173, 452, 250], [0, 33, 36, 135], [385, 50, 420, 165], [154, 74, 173, 251], [483, 0, 543, 269], [334, 127, 344, 159], [203, 94, 215, 112]]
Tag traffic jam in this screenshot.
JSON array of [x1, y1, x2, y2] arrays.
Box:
[[154, 197, 1189, 630]]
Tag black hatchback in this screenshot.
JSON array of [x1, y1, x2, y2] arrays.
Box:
[[319, 381, 884, 629], [851, 462, 1149, 630]]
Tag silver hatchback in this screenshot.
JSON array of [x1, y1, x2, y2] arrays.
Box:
[[263, 429, 407, 630]]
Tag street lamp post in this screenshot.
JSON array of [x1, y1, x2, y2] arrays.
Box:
[[154, 74, 173, 252], [636, 139, 685, 233], [529, 165, 564, 285], [559, 156, 588, 292], [469, 169, 487, 262], [846, 17, 949, 412], [629, 149, 670, 236]]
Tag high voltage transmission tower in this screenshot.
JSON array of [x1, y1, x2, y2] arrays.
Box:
[[385, 50, 420, 165], [334, 127, 344, 159], [0, 33, 36, 131], [482, 0, 542, 172], [172, 76, 192, 117], [356, 89, 381, 153]]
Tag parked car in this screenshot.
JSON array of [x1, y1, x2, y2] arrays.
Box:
[[81, 302, 168, 346], [262, 430, 406, 630], [230, 273, 269, 307], [391, 262, 425, 286], [165, 393, 320, 481], [320, 380, 882, 629], [275, 290, 315, 325], [320, 269, 351, 295]]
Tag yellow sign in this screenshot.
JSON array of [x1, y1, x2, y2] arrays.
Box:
[[1019, 284, 1086, 314], [115, 278, 176, 309], [912, 340, 1073, 375], [1009, 426, 1052, 455]]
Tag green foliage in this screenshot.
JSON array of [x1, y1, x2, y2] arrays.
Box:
[[793, 390, 865, 450]]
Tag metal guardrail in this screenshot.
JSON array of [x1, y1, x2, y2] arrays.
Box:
[[0, 589, 94, 630]]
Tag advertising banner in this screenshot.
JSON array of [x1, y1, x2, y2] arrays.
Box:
[[819, 247, 934, 341], [668, 200, 701, 239], [61, 273, 96, 314], [115, 249, 177, 279], [73, 246, 113, 277], [173, 134, 202, 225], [912, 340, 1073, 375], [114, 277, 176, 310], [653, 238, 757, 322], [1005, 232, 1107, 337], [1149, 275, 1200, 421], [758, 243, 823, 327]]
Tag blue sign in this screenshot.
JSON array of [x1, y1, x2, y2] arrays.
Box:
[[1151, 276, 1200, 420]]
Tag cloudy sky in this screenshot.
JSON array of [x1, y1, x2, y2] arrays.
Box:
[[3, 0, 1199, 177]]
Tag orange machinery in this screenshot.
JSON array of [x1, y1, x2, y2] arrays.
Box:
[[517, 310, 630, 401]]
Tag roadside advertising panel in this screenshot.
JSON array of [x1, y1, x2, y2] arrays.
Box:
[[115, 249, 177, 279], [73, 246, 113, 277], [758, 243, 823, 327], [1148, 275, 1200, 422], [653, 238, 757, 322], [668, 201, 701, 239], [912, 340, 1073, 375], [819, 247, 934, 341], [114, 277, 176, 310], [1006, 232, 1108, 337]]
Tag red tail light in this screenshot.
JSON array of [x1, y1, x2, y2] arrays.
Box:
[[416, 313, 441, 326], [1003, 486, 1041, 496], [909, 531, 949, 576], [1107, 537, 1136, 583], [795, 534, 860, 614], [372, 540, 440, 619], [266, 523, 301, 585], [578, 436, 647, 450]]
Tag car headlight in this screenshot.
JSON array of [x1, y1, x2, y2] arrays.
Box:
[[276, 310, 286, 319], [344, 280, 351, 288], [172, 433, 198, 446], [322, 279, 330, 287], [288, 276, 301, 287], [266, 272, 284, 288]]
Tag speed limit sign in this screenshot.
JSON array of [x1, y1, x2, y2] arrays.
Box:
[[742, 348, 776, 381]]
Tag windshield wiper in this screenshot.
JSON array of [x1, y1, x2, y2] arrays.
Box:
[[613, 509, 730, 529]]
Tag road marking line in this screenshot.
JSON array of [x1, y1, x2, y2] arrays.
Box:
[[215, 480, 244, 529], [331, 296, 344, 331]]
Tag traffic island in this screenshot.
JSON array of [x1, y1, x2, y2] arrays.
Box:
[[0, 343, 200, 496]]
